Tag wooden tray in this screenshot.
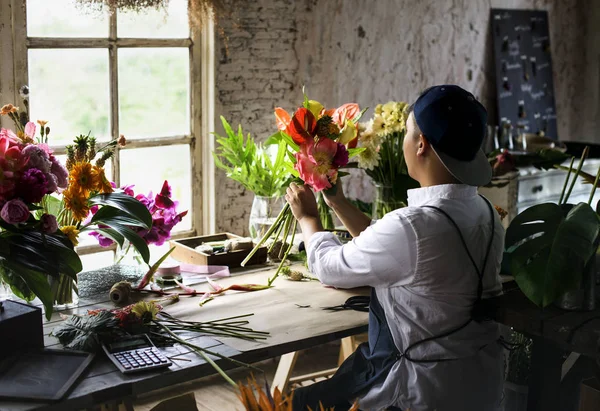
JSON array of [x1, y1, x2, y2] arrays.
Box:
[[170, 233, 267, 268]]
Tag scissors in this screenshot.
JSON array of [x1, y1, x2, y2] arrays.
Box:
[[322, 296, 370, 312]]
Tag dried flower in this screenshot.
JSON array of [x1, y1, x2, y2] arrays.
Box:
[[495, 205, 508, 221], [0, 104, 18, 115], [117, 134, 126, 147], [19, 85, 30, 100], [37, 120, 48, 128]]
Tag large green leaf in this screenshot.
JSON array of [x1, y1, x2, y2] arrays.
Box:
[[87, 205, 150, 228], [89, 193, 152, 229], [505, 202, 600, 307], [94, 225, 150, 264]]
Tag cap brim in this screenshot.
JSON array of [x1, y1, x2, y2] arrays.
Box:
[[431, 147, 492, 187]]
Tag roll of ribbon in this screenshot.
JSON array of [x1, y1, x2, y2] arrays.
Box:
[[157, 262, 182, 276], [109, 281, 132, 305]]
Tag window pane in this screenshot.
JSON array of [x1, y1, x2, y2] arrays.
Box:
[[118, 48, 190, 138], [28, 49, 110, 145], [80, 251, 114, 272], [27, 0, 109, 37], [117, 0, 189, 38], [120, 145, 191, 231]]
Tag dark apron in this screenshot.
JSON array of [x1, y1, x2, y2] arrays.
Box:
[[292, 288, 402, 411]]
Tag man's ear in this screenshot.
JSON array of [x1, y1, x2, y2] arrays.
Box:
[[416, 134, 429, 156]]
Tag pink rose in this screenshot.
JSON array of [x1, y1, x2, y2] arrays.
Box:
[[1, 199, 30, 224], [40, 213, 58, 234]]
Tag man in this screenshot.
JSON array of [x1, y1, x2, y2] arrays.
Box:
[[286, 85, 505, 411]]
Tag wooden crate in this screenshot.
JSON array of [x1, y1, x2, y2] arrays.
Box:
[[170, 233, 267, 268]]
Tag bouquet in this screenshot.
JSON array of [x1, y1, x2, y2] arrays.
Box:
[[241, 92, 365, 284], [356, 101, 419, 213], [0, 92, 153, 318], [90, 180, 188, 263]]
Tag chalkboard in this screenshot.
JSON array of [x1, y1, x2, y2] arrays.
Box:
[[490, 9, 558, 140]]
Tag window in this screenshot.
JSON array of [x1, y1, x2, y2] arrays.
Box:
[[0, 0, 215, 269]]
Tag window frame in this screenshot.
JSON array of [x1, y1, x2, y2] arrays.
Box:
[[0, 0, 216, 256]]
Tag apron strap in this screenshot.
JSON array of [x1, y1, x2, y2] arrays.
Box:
[[400, 195, 496, 364]]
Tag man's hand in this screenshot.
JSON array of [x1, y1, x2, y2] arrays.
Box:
[[322, 182, 348, 210], [285, 183, 319, 222]]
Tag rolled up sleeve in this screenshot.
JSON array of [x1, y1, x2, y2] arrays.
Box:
[[306, 211, 418, 288]]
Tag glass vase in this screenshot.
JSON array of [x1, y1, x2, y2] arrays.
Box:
[[115, 239, 145, 267], [249, 195, 285, 242], [52, 273, 79, 310], [0, 277, 12, 301], [372, 183, 406, 220]]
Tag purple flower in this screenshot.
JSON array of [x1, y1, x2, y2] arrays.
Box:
[[45, 172, 58, 193], [89, 231, 115, 247], [40, 214, 58, 234], [121, 184, 135, 196], [135, 192, 154, 210], [22, 145, 51, 173], [50, 158, 69, 189], [17, 168, 48, 203], [1, 199, 30, 224], [332, 143, 349, 168]]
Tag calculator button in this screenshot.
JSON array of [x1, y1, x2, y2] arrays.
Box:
[[122, 363, 132, 370]]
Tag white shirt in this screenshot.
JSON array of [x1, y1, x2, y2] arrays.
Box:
[[307, 184, 505, 411]]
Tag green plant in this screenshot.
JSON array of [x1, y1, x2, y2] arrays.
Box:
[[213, 116, 292, 198], [503, 149, 600, 307]]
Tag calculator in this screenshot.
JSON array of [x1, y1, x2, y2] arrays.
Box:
[[102, 334, 172, 374]]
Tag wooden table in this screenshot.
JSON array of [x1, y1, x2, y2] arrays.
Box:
[[0, 265, 369, 411], [490, 282, 600, 411]]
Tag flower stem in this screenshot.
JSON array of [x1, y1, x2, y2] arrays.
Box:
[[558, 157, 575, 205], [278, 214, 293, 259], [269, 219, 297, 287], [588, 164, 600, 206], [241, 203, 290, 267], [563, 147, 589, 205]]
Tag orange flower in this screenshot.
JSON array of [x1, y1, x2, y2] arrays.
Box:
[[92, 166, 113, 194], [62, 187, 90, 222], [69, 161, 95, 194], [37, 120, 48, 128], [0, 104, 18, 115], [495, 205, 508, 221]]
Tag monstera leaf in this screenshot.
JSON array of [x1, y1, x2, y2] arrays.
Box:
[[504, 202, 600, 307]]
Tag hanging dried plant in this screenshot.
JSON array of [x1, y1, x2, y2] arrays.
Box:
[[75, 0, 243, 35]]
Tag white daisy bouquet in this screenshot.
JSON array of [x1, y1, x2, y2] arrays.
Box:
[[356, 101, 419, 206]]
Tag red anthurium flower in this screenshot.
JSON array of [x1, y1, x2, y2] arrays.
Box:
[[287, 108, 317, 145], [274, 107, 292, 131]]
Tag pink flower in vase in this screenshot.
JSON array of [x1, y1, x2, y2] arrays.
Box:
[[17, 168, 48, 203]]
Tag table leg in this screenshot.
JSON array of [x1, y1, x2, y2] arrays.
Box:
[[271, 351, 300, 395], [527, 337, 564, 411]]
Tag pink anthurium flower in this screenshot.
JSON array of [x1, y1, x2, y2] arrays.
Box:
[[332, 103, 361, 128]]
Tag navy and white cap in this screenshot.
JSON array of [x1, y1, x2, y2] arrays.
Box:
[[413, 85, 492, 187]]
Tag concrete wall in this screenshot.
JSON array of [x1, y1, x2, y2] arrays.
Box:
[[214, 0, 596, 234]]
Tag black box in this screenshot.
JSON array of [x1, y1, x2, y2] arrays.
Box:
[[0, 300, 44, 357]]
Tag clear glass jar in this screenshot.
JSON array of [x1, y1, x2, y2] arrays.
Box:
[[371, 183, 406, 220], [51, 273, 79, 310], [249, 196, 285, 242]]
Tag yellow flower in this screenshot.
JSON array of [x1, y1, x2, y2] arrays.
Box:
[[69, 161, 96, 194], [131, 301, 161, 322], [61, 225, 80, 247], [0, 104, 18, 115], [37, 120, 48, 128], [62, 187, 90, 222], [92, 166, 113, 194], [338, 121, 357, 145], [307, 100, 324, 118]]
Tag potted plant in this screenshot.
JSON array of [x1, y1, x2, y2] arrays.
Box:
[[213, 116, 293, 241], [503, 147, 600, 309]]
